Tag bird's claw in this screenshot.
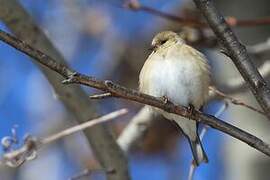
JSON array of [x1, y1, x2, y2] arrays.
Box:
[[161, 96, 169, 104], [187, 104, 195, 119], [62, 72, 77, 84]]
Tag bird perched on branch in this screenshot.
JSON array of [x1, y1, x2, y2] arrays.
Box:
[[139, 31, 210, 166]]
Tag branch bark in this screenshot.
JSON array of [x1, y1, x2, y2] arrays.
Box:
[[117, 84, 265, 153], [125, 0, 270, 28], [0, 1, 130, 179], [192, 0, 270, 120], [1, 29, 270, 158]]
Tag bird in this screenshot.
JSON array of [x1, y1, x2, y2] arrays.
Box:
[[139, 31, 210, 166]]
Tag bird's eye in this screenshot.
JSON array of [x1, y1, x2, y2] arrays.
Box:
[[160, 40, 167, 45]]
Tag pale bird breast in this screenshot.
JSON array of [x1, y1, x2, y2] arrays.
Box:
[[139, 53, 167, 96], [139, 42, 210, 107]]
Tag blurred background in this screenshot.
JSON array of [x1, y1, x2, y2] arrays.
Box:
[[0, 0, 269, 179]]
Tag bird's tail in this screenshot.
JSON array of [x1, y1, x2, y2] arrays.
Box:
[[189, 134, 208, 166]]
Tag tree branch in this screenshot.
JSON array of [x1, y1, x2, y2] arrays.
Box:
[[117, 84, 264, 154], [124, 0, 270, 28], [1, 109, 128, 168], [209, 86, 264, 115], [41, 109, 128, 145], [0, 1, 130, 179], [1, 29, 270, 158], [89, 93, 113, 99], [192, 0, 270, 120]]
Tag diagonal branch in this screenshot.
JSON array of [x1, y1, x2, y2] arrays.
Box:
[[192, 0, 270, 120], [117, 85, 265, 153], [1, 109, 128, 168], [1, 29, 270, 157], [124, 0, 270, 28], [209, 86, 265, 115], [0, 1, 129, 179], [41, 109, 128, 145]]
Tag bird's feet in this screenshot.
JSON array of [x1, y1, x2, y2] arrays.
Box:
[[187, 104, 195, 119], [161, 95, 169, 104]]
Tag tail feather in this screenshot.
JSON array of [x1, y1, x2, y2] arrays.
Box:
[[189, 135, 208, 166]]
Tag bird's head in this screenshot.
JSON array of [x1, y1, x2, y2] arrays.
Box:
[[150, 31, 184, 51]]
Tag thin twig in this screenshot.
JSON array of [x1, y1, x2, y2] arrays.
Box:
[[1, 109, 128, 167], [89, 92, 112, 99], [124, 0, 204, 27], [209, 86, 265, 115], [192, 0, 270, 120], [124, 0, 270, 28], [41, 109, 128, 144], [1, 29, 270, 158]]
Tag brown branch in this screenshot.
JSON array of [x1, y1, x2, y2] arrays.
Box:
[[209, 86, 265, 115], [117, 84, 262, 154], [192, 0, 270, 120], [117, 84, 263, 153], [1, 109, 128, 168], [0, 1, 130, 179], [226, 16, 270, 27], [124, 0, 205, 27], [124, 0, 270, 28], [1, 29, 270, 158]]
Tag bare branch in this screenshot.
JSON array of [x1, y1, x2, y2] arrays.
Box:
[[41, 109, 128, 144], [0, 1, 130, 179], [192, 0, 270, 120], [1, 109, 127, 168], [124, 0, 204, 27], [89, 92, 112, 99], [209, 86, 265, 115], [124, 0, 270, 28], [117, 84, 260, 154], [1, 29, 270, 158]]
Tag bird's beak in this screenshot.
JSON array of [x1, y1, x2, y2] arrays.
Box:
[[148, 45, 157, 51]]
